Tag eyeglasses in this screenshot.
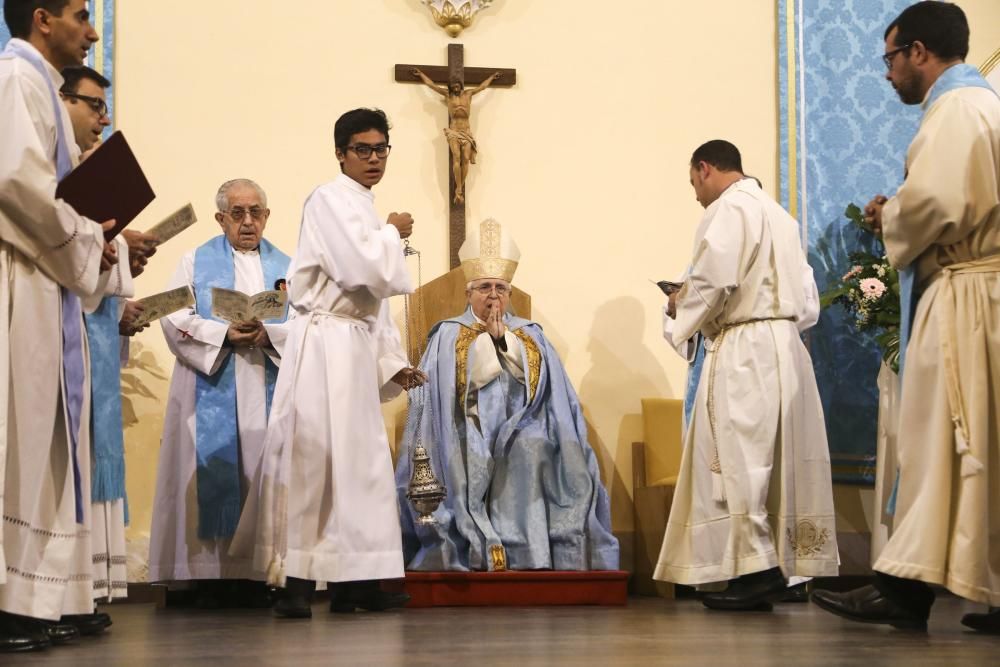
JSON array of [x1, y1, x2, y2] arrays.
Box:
[[346, 143, 391, 159], [471, 282, 510, 296], [882, 43, 912, 70], [63, 92, 108, 117], [225, 207, 267, 222]]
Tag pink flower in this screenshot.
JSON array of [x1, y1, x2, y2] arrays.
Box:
[[842, 265, 863, 281], [859, 277, 887, 301]]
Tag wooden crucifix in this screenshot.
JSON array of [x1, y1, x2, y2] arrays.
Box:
[[395, 44, 516, 269]]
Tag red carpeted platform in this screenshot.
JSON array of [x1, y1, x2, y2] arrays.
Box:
[[399, 570, 630, 607]]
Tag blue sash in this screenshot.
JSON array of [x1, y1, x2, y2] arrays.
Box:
[[85, 296, 127, 507], [192, 235, 289, 539], [2, 40, 86, 523], [683, 334, 706, 427], [888, 64, 997, 515]]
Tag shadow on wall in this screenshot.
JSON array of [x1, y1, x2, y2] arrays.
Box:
[[121, 339, 169, 428], [120, 338, 172, 578], [577, 297, 672, 535]]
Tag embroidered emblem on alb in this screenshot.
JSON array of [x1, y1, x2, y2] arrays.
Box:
[[787, 519, 829, 558]]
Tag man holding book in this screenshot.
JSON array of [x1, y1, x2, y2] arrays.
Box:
[[0, 0, 121, 652], [149, 179, 291, 608]]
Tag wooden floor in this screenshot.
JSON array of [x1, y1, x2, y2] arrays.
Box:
[[5, 595, 999, 666]]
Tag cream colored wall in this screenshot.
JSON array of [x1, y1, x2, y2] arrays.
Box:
[[116, 1, 1000, 569]]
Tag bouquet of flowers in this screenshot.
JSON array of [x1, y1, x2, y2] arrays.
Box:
[[820, 204, 902, 372]]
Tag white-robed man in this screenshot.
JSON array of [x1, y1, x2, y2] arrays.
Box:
[[0, 0, 121, 653], [149, 179, 291, 609], [232, 108, 426, 619], [62, 64, 158, 629], [813, 2, 1000, 633], [653, 140, 838, 610]]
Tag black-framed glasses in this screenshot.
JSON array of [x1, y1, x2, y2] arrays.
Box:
[[225, 206, 267, 222], [63, 92, 108, 117], [472, 282, 510, 296], [882, 43, 912, 70], [347, 143, 391, 159]]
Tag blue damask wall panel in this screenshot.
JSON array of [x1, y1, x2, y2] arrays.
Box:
[[779, 0, 920, 483]]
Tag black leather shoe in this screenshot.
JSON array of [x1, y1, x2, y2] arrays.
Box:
[[331, 581, 410, 613], [0, 613, 49, 653], [0, 631, 49, 653], [702, 568, 787, 611], [811, 585, 928, 630], [61, 612, 111, 636], [40, 621, 80, 645], [961, 607, 1000, 634], [780, 581, 810, 603], [273, 577, 315, 619]]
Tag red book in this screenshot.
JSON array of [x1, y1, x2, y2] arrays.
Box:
[[55, 131, 156, 240]]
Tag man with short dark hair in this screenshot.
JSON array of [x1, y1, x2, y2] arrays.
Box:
[[59, 64, 109, 153], [0, 0, 119, 653], [812, 1, 1000, 633], [59, 64, 157, 624], [234, 108, 426, 619], [652, 140, 838, 611]]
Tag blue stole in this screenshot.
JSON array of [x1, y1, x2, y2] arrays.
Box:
[[888, 64, 997, 514], [85, 297, 127, 510], [2, 40, 86, 523], [683, 334, 706, 427], [192, 235, 289, 539]]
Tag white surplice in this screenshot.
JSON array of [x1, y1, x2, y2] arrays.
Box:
[[654, 179, 838, 585], [0, 40, 109, 619], [874, 84, 1000, 605], [232, 173, 411, 585], [149, 246, 290, 582]]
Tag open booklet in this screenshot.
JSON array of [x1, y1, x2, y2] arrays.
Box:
[[211, 287, 288, 323], [130, 286, 195, 329], [145, 203, 197, 244]]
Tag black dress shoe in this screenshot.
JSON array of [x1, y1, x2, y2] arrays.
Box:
[[330, 581, 410, 613], [780, 581, 810, 603], [0, 613, 49, 653], [961, 607, 1000, 634], [233, 580, 273, 609], [702, 567, 787, 611], [811, 585, 928, 631], [0, 631, 49, 653], [13, 615, 79, 646], [39, 621, 80, 645], [273, 577, 315, 619], [61, 612, 111, 636]]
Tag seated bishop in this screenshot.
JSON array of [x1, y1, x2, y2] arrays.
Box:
[[395, 219, 619, 572]]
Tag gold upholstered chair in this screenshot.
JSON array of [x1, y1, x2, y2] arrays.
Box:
[[631, 398, 684, 597]]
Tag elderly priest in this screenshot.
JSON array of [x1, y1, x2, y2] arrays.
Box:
[[149, 179, 291, 607], [395, 219, 619, 572]]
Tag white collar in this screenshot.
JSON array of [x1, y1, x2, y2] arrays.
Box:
[[335, 173, 375, 201]]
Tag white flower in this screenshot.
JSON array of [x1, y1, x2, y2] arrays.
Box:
[[860, 277, 887, 301]]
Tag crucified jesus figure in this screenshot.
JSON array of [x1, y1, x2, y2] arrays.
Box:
[[412, 68, 502, 204]]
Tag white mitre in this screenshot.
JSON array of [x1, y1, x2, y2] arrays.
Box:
[[459, 218, 521, 283]]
